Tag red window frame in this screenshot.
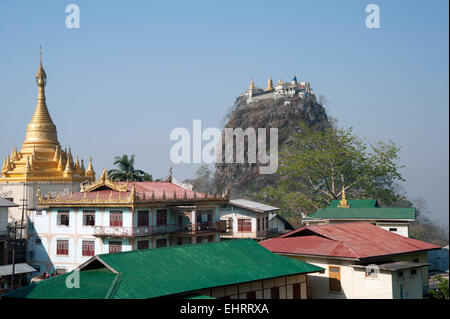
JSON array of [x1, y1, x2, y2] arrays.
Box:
[[293, 283, 302, 299], [156, 209, 167, 225], [109, 241, 122, 253], [110, 211, 123, 227], [82, 240, 95, 257], [238, 219, 251, 232], [56, 240, 69, 255], [137, 210, 149, 226]]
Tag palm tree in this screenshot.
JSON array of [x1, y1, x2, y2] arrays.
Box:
[[107, 154, 153, 182]]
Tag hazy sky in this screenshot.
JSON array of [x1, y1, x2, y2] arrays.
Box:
[[0, 1, 448, 225]]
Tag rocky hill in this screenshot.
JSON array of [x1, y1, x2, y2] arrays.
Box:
[[215, 94, 329, 198]]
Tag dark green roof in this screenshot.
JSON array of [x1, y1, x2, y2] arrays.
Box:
[[4, 239, 323, 299], [3, 268, 119, 299], [308, 199, 415, 220]]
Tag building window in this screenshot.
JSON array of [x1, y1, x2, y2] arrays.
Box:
[[56, 240, 69, 255], [177, 237, 183, 245], [237, 219, 251, 232], [138, 210, 149, 227], [413, 258, 419, 263], [398, 271, 404, 278], [57, 211, 70, 226], [270, 287, 280, 299], [109, 241, 122, 253], [207, 235, 214, 242], [156, 209, 167, 225], [83, 211, 95, 226], [246, 291, 256, 299], [265, 216, 269, 230], [137, 240, 149, 250], [293, 283, 302, 299], [35, 210, 42, 216], [410, 269, 417, 277], [257, 218, 261, 232], [56, 268, 67, 275], [329, 266, 341, 292], [110, 211, 123, 227], [156, 238, 167, 248], [389, 227, 397, 232], [82, 240, 95, 257]]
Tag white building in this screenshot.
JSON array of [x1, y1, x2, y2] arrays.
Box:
[[27, 170, 228, 276], [244, 74, 314, 104], [219, 199, 293, 240]]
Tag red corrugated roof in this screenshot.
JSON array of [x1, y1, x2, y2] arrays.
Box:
[[59, 182, 206, 201], [260, 222, 440, 260]]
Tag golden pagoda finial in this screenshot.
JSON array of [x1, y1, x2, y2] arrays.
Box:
[[265, 73, 273, 91], [36, 187, 41, 199], [25, 156, 32, 174], [278, 77, 283, 85], [249, 78, 255, 89], [80, 159, 85, 175], [338, 185, 350, 208], [22, 47, 58, 149], [63, 157, 73, 177], [57, 153, 64, 171], [85, 157, 95, 180]]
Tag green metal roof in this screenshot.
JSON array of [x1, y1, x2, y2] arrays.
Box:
[[308, 199, 415, 221], [4, 239, 323, 299], [4, 268, 119, 299]]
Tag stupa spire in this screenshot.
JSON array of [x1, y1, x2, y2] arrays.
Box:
[[22, 46, 59, 148]]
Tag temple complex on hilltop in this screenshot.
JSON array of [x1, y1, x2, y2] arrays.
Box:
[[0, 51, 96, 232], [243, 74, 314, 104]]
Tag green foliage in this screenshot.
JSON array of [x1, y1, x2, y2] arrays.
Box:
[[107, 154, 153, 182], [429, 275, 449, 299], [261, 125, 405, 218]]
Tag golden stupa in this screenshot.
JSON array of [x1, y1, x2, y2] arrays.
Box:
[[0, 50, 95, 182]]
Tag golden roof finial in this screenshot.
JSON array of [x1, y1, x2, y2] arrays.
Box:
[[22, 47, 58, 149], [249, 78, 255, 89], [265, 73, 273, 91], [63, 157, 73, 177], [85, 157, 95, 180], [80, 159, 85, 175], [338, 185, 350, 208]]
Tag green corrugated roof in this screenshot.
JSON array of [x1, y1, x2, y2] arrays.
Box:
[[4, 239, 323, 299], [4, 268, 119, 299], [308, 199, 415, 220]]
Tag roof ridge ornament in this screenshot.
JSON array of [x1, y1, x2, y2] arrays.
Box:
[[338, 185, 350, 208]]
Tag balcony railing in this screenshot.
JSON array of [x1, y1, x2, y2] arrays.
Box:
[[93, 222, 224, 237]]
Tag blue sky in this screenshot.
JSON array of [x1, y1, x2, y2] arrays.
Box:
[[0, 0, 448, 225]]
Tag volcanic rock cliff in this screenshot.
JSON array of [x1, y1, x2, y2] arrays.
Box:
[[215, 94, 329, 198]]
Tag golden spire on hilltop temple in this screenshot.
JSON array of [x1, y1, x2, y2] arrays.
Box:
[[338, 185, 350, 208], [265, 73, 273, 91], [249, 78, 255, 89], [0, 48, 96, 183]]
